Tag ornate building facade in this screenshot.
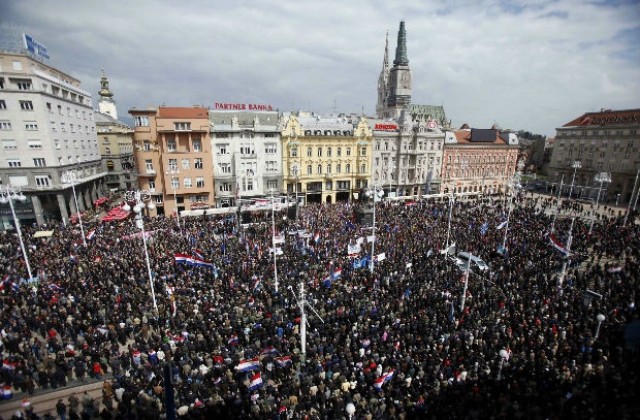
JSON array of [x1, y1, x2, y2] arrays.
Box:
[[281, 112, 373, 204], [549, 108, 640, 204], [209, 107, 282, 207], [129, 106, 213, 217], [441, 126, 519, 195]]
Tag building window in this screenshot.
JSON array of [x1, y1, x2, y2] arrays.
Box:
[[174, 122, 191, 131], [148, 179, 156, 190], [346, 164, 351, 173], [134, 116, 149, 127], [290, 146, 298, 157], [182, 158, 190, 170], [336, 164, 341, 173], [2, 140, 16, 150], [7, 159, 21, 167], [33, 158, 46, 167], [16, 80, 31, 90], [360, 146, 367, 156], [170, 176, 179, 189], [35, 175, 50, 187], [219, 183, 231, 192], [196, 177, 205, 188], [219, 163, 231, 173], [307, 147, 312, 157], [360, 164, 366, 173], [346, 147, 351, 156], [145, 159, 154, 173], [266, 180, 278, 190], [317, 164, 322, 174], [337, 147, 342, 156], [327, 147, 332, 157], [167, 139, 176, 151], [217, 144, 228, 155], [191, 195, 207, 203], [326, 164, 332, 174], [143, 140, 151, 151], [25, 122, 38, 130], [240, 144, 254, 155], [168, 158, 177, 170], [317, 147, 323, 157], [265, 143, 277, 154], [28, 140, 42, 149], [307, 165, 312, 175], [0, 100, 6, 109], [246, 179, 254, 191], [194, 158, 203, 169], [0, 121, 11, 130], [192, 139, 202, 152]]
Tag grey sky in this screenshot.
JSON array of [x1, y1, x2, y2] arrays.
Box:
[[2, 0, 638, 136]]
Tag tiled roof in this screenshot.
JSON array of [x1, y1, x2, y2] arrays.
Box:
[[158, 107, 208, 119], [563, 109, 640, 127]]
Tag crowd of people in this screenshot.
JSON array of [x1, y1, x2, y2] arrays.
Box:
[[1, 191, 639, 419]]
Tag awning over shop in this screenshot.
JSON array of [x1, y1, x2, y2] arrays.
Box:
[[94, 197, 109, 206], [100, 206, 130, 222]]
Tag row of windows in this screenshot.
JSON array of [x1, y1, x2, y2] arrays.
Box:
[[559, 129, 637, 137], [167, 158, 204, 170], [5, 158, 47, 167], [168, 176, 206, 189], [143, 139, 202, 152]]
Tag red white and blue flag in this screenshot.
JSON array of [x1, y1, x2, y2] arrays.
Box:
[[248, 372, 263, 391], [275, 355, 292, 368], [373, 370, 395, 391], [331, 268, 342, 280], [236, 358, 260, 372], [86, 229, 96, 240], [174, 253, 215, 270], [193, 249, 205, 260], [548, 235, 569, 256]]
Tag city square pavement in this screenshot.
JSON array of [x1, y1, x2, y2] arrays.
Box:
[[1, 191, 638, 419]]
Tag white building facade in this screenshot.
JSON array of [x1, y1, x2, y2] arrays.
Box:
[[209, 106, 282, 207], [0, 52, 106, 228]]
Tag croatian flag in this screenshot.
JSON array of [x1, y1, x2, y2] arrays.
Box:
[[236, 359, 261, 372], [248, 372, 263, 391], [548, 235, 569, 256], [373, 370, 395, 390], [275, 356, 292, 367], [228, 335, 239, 347], [193, 249, 205, 260], [174, 253, 192, 264], [86, 229, 96, 240], [253, 278, 261, 293], [191, 256, 214, 269], [261, 346, 278, 356], [2, 385, 12, 400], [331, 268, 342, 280]]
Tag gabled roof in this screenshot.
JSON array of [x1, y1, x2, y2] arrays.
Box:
[[158, 107, 208, 119], [563, 109, 640, 127]]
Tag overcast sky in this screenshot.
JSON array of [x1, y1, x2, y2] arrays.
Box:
[[2, 0, 638, 136]]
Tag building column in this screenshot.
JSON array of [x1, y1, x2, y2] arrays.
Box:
[[83, 187, 91, 211], [31, 195, 45, 226], [91, 182, 98, 202], [58, 193, 69, 223], [68, 193, 77, 215]]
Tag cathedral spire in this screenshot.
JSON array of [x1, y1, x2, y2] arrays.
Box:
[[393, 21, 409, 66], [98, 68, 113, 98], [97, 68, 118, 119], [382, 30, 389, 73]]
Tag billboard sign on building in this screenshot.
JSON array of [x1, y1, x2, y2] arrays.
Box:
[[23, 34, 50, 60]]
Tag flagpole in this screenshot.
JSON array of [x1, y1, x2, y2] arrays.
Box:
[[558, 216, 575, 287], [445, 191, 455, 252], [460, 252, 471, 311], [624, 167, 639, 226], [271, 189, 279, 293]]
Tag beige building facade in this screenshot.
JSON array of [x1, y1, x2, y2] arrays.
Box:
[[281, 112, 373, 204], [129, 106, 213, 217], [549, 108, 640, 204]]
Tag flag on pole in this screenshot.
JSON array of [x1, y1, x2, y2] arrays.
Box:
[[248, 372, 263, 391], [193, 249, 205, 260], [235, 359, 261, 372], [275, 356, 292, 367], [496, 220, 508, 230], [548, 234, 569, 256], [252, 278, 261, 294], [373, 370, 395, 391]]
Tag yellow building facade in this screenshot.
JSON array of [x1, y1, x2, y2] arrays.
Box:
[[281, 112, 373, 204]]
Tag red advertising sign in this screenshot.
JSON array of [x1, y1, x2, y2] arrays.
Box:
[[214, 103, 274, 111], [374, 123, 398, 131]]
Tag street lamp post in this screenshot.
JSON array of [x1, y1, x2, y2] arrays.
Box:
[[292, 164, 300, 224], [62, 170, 87, 247], [568, 160, 582, 200], [364, 186, 385, 273], [444, 191, 455, 253], [123, 190, 158, 314], [0, 186, 33, 280], [589, 172, 611, 234], [624, 168, 640, 226], [558, 217, 576, 286], [502, 161, 523, 250], [594, 313, 605, 339], [165, 166, 181, 231], [270, 189, 280, 293]]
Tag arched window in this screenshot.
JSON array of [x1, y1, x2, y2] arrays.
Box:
[[307, 147, 312, 157], [317, 164, 322, 174], [307, 165, 312, 175], [327, 164, 332, 174], [346, 164, 351, 173], [336, 164, 341, 173]]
